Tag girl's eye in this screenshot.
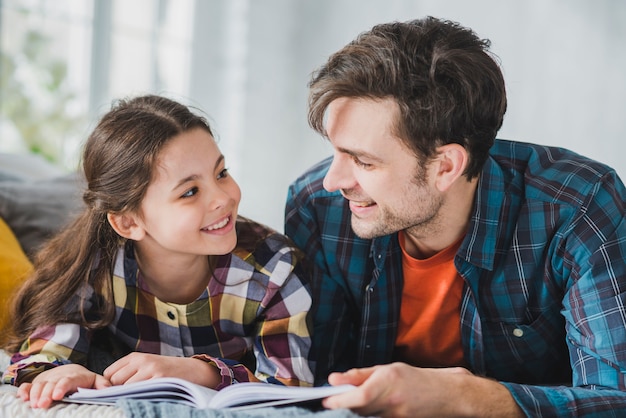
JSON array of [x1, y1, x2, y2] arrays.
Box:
[[217, 168, 230, 180], [181, 186, 199, 198]]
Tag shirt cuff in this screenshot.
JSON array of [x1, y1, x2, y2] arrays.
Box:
[[191, 354, 239, 390]]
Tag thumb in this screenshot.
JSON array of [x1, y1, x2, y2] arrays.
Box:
[[328, 366, 376, 386], [93, 374, 112, 389]]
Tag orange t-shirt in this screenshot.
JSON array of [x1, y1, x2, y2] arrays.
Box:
[[394, 231, 466, 367]]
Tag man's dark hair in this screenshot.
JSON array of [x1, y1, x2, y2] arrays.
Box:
[[308, 16, 507, 178]]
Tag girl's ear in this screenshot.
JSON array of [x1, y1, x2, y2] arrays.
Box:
[[107, 212, 145, 241], [433, 143, 469, 192]]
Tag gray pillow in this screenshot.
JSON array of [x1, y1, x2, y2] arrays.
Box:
[[0, 152, 67, 181], [0, 173, 86, 258]]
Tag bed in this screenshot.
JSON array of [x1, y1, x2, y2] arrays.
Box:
[[0, 153, 363, 418], [0, 153, 124, 417]]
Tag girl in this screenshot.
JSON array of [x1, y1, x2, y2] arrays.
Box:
[[1, 95, 313, 409]]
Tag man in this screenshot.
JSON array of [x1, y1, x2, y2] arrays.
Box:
[[285, 16, 626, 417]]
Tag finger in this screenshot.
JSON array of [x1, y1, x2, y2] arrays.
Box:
[[34, 382, 56, 409], [51, 378, 75, 401], [107, 365, 139, 385], [118, 368, 149, 385], [328, 366, 376, 386], [28, 381, 44, 408], [17, 382, 32, 401], [323, 387, 372, 410], [324, 368, 390, 412], [94, 374, 112, 389], [103, 356, 128, 380], [324, 394, 387, 418]]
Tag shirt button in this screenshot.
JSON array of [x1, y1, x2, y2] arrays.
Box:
[[167, 311, 175, 320], [513, 328, 524, 337]]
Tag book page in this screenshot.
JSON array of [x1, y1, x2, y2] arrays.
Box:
[[65, 377, 355, 410], [66, 377, 217, 408], [212, 382, 355, 409]]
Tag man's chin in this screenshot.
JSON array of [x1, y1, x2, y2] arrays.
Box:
[[350, 217, 381, 240]]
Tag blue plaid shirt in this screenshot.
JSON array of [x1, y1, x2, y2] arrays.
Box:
[[285, 139, 626, 417]]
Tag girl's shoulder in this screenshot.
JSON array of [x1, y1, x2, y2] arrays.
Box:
[[234, 217, 292, 253], [233, 217, 302, 273]]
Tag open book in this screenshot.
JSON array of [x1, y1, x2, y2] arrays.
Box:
[[65, 377, 355, 410]]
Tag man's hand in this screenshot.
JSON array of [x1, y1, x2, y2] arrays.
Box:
[[103, 352, 221, 388], [323, 362, 524, 418], [17, 363, 111, 409]]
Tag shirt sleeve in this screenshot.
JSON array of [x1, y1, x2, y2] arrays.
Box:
[[195, 240, 314, 389], [285, 177, 356, 385], [249, 240, 314, 387], [252, 249, 313, 387], [505, 171, 626, 416], [2, 323, 90, 385]]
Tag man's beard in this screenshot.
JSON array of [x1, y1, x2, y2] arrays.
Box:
[[349, 190, 443, 240], [347, 160, 439, 239]]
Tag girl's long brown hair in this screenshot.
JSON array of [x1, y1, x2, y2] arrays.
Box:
[[4, 95, 214, 352]]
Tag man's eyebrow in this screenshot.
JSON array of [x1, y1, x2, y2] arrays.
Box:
[[336, 146, 384, 163]]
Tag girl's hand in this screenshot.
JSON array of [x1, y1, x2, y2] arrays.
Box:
[[17, 363, 111, 409], [103, 352, 221, 388]]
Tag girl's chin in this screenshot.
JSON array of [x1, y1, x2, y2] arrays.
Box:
[[206, 232, 238, 255]]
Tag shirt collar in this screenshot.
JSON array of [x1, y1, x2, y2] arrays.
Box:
[[366, 155, 511, 273], [457, 155, 508, 272]]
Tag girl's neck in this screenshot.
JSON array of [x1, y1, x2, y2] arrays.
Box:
[[132, 244, 213, 305]]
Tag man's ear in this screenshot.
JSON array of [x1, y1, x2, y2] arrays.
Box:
[[433, 143, 469, 192], [107, 212, 145, 241]]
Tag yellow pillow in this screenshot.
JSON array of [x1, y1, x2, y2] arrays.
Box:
[[0, 217, 33, 333]]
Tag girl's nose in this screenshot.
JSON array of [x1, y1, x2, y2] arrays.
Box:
[[206, 183, 238, 211]]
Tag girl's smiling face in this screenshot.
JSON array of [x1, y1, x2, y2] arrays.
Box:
[[135, 127, 241, 257]]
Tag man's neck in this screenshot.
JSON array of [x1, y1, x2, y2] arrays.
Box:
[[403, 177, 478, 259]]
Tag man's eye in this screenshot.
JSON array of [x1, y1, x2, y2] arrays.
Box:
[[352, 157, 372, 169], [181, 187, 198, 198], [217, 168, 230, 179]]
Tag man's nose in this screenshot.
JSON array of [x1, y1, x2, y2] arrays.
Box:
[[323, 154, 356, 192]]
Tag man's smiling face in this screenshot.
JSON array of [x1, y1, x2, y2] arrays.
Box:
[[322, 97, 443, 239]]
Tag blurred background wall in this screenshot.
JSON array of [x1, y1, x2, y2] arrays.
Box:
[[1, 0, 625, 231]]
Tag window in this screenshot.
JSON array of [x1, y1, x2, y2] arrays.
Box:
[[0, 0, 93, 168], [0, 0, 194, 169]]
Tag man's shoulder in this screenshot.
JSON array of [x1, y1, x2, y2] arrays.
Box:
[[287, 156, 343, 204], [489, 139, 623, 200], [491, 139, 616, 178], [290, 156, 331, 189]]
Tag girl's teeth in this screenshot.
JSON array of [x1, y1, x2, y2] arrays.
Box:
[[207, 217, 229, 230]]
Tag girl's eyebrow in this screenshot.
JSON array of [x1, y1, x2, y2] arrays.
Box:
[[215, 154, 225, 169], [172, 174, 198, 192], [171, 154, 225, 192]]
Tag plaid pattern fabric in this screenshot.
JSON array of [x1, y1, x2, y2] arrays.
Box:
[[3, 222, 313, 388], [285, 139, 626, 416]]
